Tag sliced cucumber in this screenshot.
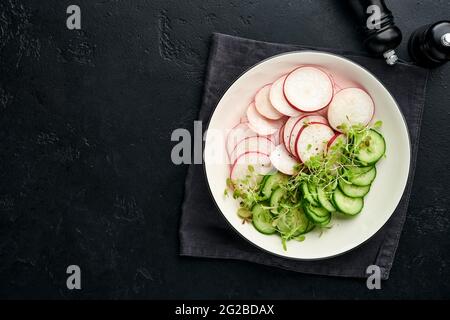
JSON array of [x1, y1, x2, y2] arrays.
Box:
[[276, 207, 309, 237], [270, 187, 286, 214], [303, 201, 331, 225], [252, 203, 276, 235], [308, 183, 319, 202], [332, 188, 363, 215], [346, 165, 373, 175], [261, 172, 288, 199], [316, 214, 331, 226], [301, 182, 319, 206], [349, 166, 377, 186], [355, 129, 386, 165], [304, 221, 315, 233], [317, 187, 336, 212], [338, 179, 370, 198]]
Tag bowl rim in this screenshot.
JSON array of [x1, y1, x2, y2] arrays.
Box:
[[202, 50, 412, 261]]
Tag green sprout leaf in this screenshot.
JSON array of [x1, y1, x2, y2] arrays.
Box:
[[373, 120, 383, 129]]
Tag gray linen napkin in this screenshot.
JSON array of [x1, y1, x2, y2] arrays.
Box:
[[179, 33, 429, 279]]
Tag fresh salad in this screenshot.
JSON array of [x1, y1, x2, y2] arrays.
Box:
[[225, 66, 386, 250]]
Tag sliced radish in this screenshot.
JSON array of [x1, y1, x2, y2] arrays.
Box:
[[270, 144, 300, 176], [255, 84, 284, 120], [299, 114, 328, 125], [275, 125, 285, 146], [327, 133, 347, 153], [230, 151, 273, 183], [317, 106, 329, 117], [282, 116, 302, 151], [229, 136, 275, 164], [269, 75, 303, 117], [327, 88, 374, 132], [295, 122, 335, 163], [226, 122, 257, 155], [288, 114, 328, 157], [284, 66, 334, 112], [246, 102, 284, 136]]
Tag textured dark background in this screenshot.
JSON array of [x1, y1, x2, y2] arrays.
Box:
[[0, 0, 449, 299]]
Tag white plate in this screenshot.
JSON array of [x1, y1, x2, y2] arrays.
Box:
[[203, 51, 410, 260]]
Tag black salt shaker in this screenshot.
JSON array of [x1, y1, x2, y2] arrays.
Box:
[[408, 21, 450, 68], [347, 0, 402, 65]]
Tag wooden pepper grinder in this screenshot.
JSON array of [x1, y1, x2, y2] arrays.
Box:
[[408, 21, 450, 68], [346, 0, 403, 66]]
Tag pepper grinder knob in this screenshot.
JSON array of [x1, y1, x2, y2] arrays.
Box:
[[408, 21, 450, 68]]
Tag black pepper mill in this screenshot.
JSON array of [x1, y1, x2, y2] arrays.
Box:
[[408, 21, 450, 68], [346, 0, 403, 66]]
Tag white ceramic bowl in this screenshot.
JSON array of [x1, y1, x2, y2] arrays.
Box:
[[203, 51, 410, 260]]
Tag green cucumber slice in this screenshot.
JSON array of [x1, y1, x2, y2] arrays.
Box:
[[338, 179, 371, 198], [346, 166, 373, 175], [303, 201, 331, 224], [276, 207, 309, 237], [349, 166, 377, 186], [270, 187, 286, 214], [261, 172, 288, 199], [252, 203, 276, 235], [355, 129, 386, 165], [301, 182, 319, 206], [305, 221, 316, 233], [308, 183, 319, 202], [317, 187, 336, 212], [332, 188, 363, 215]]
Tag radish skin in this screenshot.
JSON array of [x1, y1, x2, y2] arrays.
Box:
[[226, 122, 257, 155], [327, 88, 374, 132], [288, 114, 328, 157], [247, 102, 284, 136], [269, 75, 303, 117], [327, 133, 347, 153], [295, 122, 335, 163], [283, 116, 302, 152], [284, 66, 334, 112], [229, 136, 275, 164], [230, 151, 273, 183], [255, 84, 284, 120], [270, 144, 299, 175]]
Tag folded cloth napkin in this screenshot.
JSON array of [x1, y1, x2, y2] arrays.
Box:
[[179, 33, 429, 279]]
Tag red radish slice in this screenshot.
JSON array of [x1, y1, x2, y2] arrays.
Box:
[[282, 116, 302, 151], [230, 151, 273, 183], [275, 125, 285, 146], [270, 144, 300, 176], [229, 136, 275, 164], [299, 114, 328, 125], [226, 123, 257, 155], [240, 115, 248, 123], [288, 114, 328, 157], [255, 84, 284, 120], [327, 88, 374, 132], [284, 66, 334, 112], [269, 127, 281, 147], [317, 106, 329, 117], [246, 102, 284, 136], [295, 122, 335, 163], [269, 75, 303, 117], [327, 133, 347, 153]]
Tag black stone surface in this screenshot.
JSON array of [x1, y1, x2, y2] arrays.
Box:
[[0, 0, 449, 299]]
